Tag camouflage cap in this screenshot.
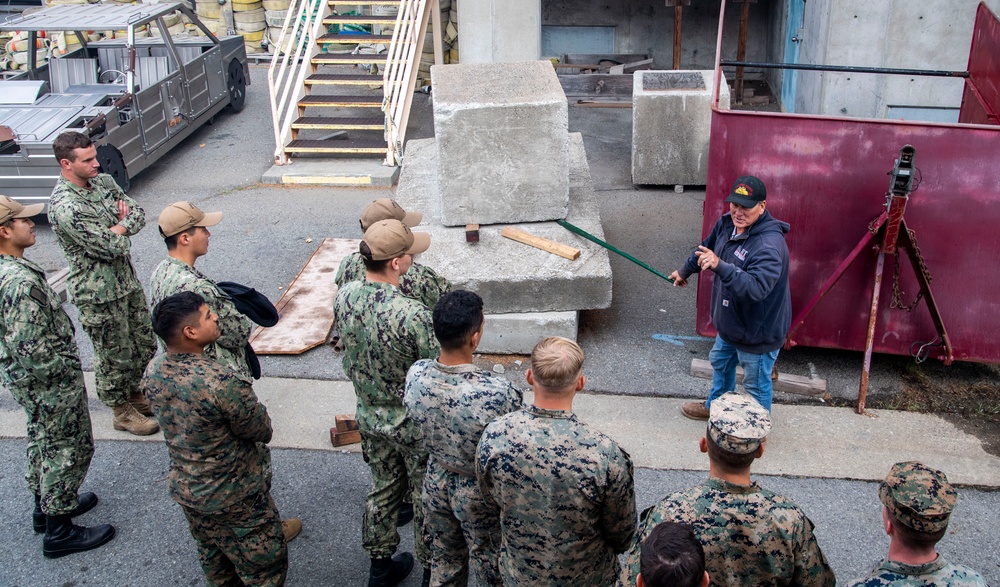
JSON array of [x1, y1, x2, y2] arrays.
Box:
[[360, 198, 422, 231], [708, 392, 771, 454], [879, 461, 956, 533], [0, 195, 44, 224], [362, 219, 430, 261]]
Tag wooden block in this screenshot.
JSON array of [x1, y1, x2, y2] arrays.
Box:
[[330, 428, 362, 447], [335, 414, 359, 433], [501, 226, 581, 260], [689, 358, 827, 397], [465, 224, 480, 243]]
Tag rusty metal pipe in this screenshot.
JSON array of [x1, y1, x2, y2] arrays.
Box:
[[858, 252, 886, 414], [720, 60, 969, 78]]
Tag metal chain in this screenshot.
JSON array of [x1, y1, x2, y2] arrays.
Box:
[[890, 227, 932, 312]]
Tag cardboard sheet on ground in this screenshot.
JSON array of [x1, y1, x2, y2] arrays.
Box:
[[250, 238, 360, 354]]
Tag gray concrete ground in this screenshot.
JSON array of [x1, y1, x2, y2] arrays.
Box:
[[4, 64, 1000, 585]]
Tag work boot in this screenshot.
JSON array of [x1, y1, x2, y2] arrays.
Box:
[[421, 567, 430, 587], [33, 492, 99, 533], [282, 518, 302, 542], [368, 552, 414, 587], [112, 403, 160, 436], [128, 391, 154, 417], [42, 514, 115, 559], [680, 401, 710, 420], [396, 502, 414, 527]]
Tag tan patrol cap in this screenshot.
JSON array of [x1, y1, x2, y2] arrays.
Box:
[[360, 198, 422, 231], [158, 202, 223, 237], [362, 219, 430, 261], [0, 195, 44, 224]]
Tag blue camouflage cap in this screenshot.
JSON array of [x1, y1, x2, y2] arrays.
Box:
[[708, 392, 771, 454], [879, 461, 956, 533]]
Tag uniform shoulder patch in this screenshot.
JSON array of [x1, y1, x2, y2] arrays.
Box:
[[29, 286, 48, 306]]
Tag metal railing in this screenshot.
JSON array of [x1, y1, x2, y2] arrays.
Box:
[[268, 0, 328, 165], [382, 0, 440, 166]]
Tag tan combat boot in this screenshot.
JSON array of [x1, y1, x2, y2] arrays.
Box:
[[127, 391, 154, 417], [282, 518, 302, 542], [112, 403, 159, 436]]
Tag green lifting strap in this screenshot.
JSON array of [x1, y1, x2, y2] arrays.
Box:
[[557, 219, 675, 284]]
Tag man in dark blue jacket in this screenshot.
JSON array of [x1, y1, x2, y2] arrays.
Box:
[[669, 176, 791, 419]]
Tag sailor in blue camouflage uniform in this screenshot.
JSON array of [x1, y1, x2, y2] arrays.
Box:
[[149, 202, 253, 380], [143, 292, 289, 586], [846, 461, 985, 587], [47, 131, 158, 437], [477, 337, 637, 587], [619, 391, 835, 587], [404, 290, 522, 587], [336, 198, 449, 309], [334, 219, 440, 587]]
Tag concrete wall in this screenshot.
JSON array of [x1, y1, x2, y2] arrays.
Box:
[[458, 0, 541, 63], [790, 0, 1000, 117]]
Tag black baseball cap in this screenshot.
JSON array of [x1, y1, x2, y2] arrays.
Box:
[[724, 176, 767, 207]]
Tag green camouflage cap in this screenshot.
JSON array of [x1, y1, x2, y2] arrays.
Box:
[[879, 461, 956, 533], [708, 392, 771, 454]]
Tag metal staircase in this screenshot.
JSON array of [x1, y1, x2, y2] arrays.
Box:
[[268, 0, 440, 167]]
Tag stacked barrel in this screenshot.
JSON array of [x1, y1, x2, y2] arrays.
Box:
[[263, 0, 292, 55]]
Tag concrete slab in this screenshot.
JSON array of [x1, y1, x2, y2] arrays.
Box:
[[397, 134, 612, 314], [479, 311, 579, 354], [432, 61, 569, 226], [261, 159, 399, 187], [4, 373, 998, 487], [631, 70, 729, 186]]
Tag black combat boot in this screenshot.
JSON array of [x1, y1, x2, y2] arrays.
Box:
[[421, 567, 431, 587], [42, 514, 116, 559], [368, 552, 414, 587], [396, 502, 414, 527], [33, 492, 99, 533]]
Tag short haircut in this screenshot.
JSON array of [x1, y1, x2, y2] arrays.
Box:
[[705, 429, 757, 472], [1, 219, 13, 230], [53, 131, 93, 163], [152, 291, 206, 344], [432, 290, 484, 350], [530, 336, 584, 390], [164, 227, 197, 250], [640, 522, 706, 587], [359, 241, 391, 273], [887, 510, 947, 549]]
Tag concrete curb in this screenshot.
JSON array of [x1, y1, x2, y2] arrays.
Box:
[[2, 373, 997, 487]]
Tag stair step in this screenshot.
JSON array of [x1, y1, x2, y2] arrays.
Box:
[[286, 139, 388, 154], [323, 15, 397, 25], [305, 74, 382, 86], [292, 116, 384, 130], [312, 53, 390, 66], [318, 33, 394, 45], [299, 95, 382, 108]]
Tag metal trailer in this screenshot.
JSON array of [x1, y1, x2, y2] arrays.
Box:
[[699, 2, 1000, 410], [0, 2, 249, 203]]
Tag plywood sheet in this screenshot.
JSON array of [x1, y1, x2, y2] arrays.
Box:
[[250, 238, 360, 354]]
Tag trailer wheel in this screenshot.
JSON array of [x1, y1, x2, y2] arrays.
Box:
[[227, 59, 247, 112], [97, 144, 130, 192]]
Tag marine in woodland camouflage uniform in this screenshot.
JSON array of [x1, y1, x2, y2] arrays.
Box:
[[333, 219, 439, 576], [846, 462, 985, 587], [143, 291, 286, 586], [619, 392, 835, 587], [0, 197, 94, 517], [477, 337, 637, 587], [404, 290, 523, 587], [47, 132, 157, 433], [335, 198, 449, 309], [149, 202, 253, 381]]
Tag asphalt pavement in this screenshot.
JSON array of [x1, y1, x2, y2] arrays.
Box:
[[3, 64, 1000, 585]]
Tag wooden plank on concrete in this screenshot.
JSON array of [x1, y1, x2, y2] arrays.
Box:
[[689, 358, 827, 397], [558, 74, 633, 97], [250, 238, 360, 355], [501, 226, 581, 260]]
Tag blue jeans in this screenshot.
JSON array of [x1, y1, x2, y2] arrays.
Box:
[[707, 335, 779, 411]]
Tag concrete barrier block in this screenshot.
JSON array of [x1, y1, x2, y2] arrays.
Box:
[[432, 61, 569, 226], [479, 311, 579, 354], [631, 70, 729, 186], [397, 133, 611, 314]]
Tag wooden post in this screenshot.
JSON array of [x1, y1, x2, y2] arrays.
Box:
[[735, 1, 750, 105], [673, 6, 682, 69]]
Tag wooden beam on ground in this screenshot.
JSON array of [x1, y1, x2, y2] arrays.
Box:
[[330, 428, 362, 447], [573, 99, 633, 108], [335, 414, 359, 433], [558, 74, 633, 97], [501, 226, 581, 260], [689, 358, 827, 397]]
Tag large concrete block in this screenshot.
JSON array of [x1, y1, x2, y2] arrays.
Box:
[[396, 133, 611, 314], [479, 311, 579, 354], [432, 61, 569, 226], [631, 70, 730, 186]]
